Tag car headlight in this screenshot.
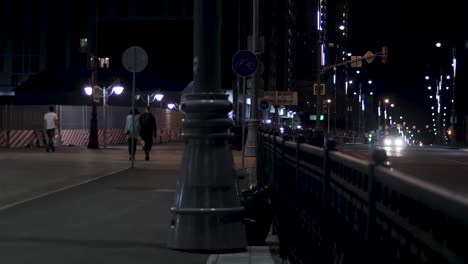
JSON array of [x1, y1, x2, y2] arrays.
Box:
[[395, 138, 403, 146], [384, 138, 392, 146]]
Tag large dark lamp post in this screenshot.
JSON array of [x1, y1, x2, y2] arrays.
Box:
[[168, 0, 246, 251]]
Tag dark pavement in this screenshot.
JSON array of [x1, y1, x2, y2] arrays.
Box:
[[0, 143, 280, 264]]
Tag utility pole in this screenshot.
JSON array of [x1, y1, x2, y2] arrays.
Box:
[[315, 0, 324, 130], [450, 47, 457, 145], [87, 0, 99, 149], [244, 0, 260, 157]]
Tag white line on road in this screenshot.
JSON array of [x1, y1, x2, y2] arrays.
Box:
[[0, 168, 131, 212]]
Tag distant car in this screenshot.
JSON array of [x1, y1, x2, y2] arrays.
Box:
[[382, 135, 406, 147]]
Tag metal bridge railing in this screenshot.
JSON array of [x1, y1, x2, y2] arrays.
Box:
[[257, 129, 468, 264]]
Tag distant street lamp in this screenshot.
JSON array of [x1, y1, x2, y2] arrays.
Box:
[[436, 41, 457, 145], [167, 103, 180, 111], [84, 82, 124, 148], [136, 90, 164, 107], [155, 93, 164, 108], [384, 98, 389, 135]]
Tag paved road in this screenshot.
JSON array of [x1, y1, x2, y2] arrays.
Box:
[[337, 144, 468, 195], [0, 143, 280, 264]]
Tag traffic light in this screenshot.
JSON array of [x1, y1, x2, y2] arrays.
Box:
[[382, 46, 388, 64], [313, 83, 326, 95], [322, 101, 328, 114]]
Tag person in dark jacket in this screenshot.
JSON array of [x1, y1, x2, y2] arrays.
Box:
[[139, 106, 157, 160]]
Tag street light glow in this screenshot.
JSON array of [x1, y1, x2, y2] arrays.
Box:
[[436, 42, 442, 48], [112, 85, 124, 95], [154, 93, 164, 102], [84, 86, 92, 96]]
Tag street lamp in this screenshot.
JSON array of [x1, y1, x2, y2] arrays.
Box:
[[84, 82, 124, 148], [384, 98, 389, 135], [155, 93, 164, 108], [167, 103, 180, 111], [436, 41, 457, 145], [136, 90, 164, 107]]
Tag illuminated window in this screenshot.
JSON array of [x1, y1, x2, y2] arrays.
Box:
[[79, 38, 88, 53], [99, 57, 110, 68]]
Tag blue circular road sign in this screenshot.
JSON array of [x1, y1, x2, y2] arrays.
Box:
[[232, 50, 259, 77], [259, 100, 270, 111]]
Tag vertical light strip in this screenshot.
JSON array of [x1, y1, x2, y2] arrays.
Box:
[[321, 44, 325, 66], [317, 9, 321, 31], [453, 58, 457, 78]]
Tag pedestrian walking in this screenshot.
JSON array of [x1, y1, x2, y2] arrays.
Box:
[[125, 108, 140, 160], [139, 106, 157, 160], [43, 105, 58, 152]]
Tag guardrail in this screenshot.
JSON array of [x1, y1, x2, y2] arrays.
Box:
[[257, 129, 468, 264]]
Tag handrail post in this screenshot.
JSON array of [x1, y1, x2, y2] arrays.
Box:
[[278, 135, 289, 260], [322, 138, 336, 262], [256, 128, 263, 185], [271, 131, 279, 188], [366, 148, 388, 263]]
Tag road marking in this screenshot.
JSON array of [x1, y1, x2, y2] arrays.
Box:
[[0, 168, 131, 212], [154, 189, 175, 193], [206, 246, 275, 264], [436, 157, 468, 166]]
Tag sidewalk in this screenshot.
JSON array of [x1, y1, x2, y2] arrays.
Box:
[[0, 143, 282, 264]]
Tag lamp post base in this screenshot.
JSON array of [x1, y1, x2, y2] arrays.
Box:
[[244, 119, 260, 157], [88, 116, 99, 149]]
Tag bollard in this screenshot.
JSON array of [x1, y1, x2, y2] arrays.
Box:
[[372, 148, 389, 167], [326, 137, 337, 150]]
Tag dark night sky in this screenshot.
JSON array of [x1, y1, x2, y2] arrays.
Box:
[[348, 0, 468, 128]]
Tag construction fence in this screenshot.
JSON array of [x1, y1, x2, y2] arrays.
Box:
[[0, 105, 183, 148]]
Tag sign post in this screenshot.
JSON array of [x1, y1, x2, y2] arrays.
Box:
[[122, 46, 148, 168], [232, 50, 258, 168]]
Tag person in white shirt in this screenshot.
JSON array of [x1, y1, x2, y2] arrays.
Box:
[[43, 105, 58, 152]]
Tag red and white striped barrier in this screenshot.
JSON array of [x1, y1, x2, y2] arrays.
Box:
[[7, 130, 36, 148], [61, 129, 89, 146], [0, 128, 180, 148], [0, 130, 7, 147]]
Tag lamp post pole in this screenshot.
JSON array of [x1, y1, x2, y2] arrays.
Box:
[[87, 1, 99, 149], [244, 0, 260, 157], [315, 0, 324, 130], [377, 100, 381, 133], [450, 47, 457, 145], [102, 87, 107, 148], [384, 100, 388, 135], [168, 0, 246, 251], [88, 56, 99, 149], [327, 99, 331, 134]]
